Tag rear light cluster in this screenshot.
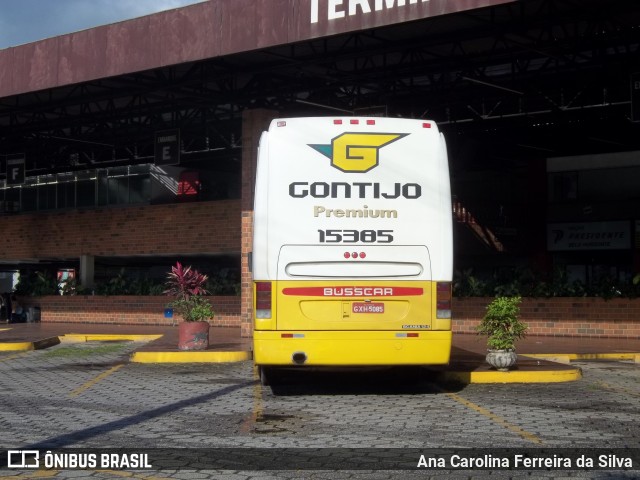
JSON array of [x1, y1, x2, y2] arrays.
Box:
[[277, 119, 432, 128], [344, 252, 366, 259], [255, 282, 272, 319], [334, 119, 376, 125], [436, 282, 452, 319]]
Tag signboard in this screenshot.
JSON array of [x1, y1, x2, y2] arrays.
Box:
[[547, 221, 631, 251], [306, 0, 515, 34], [0, 0, 518, 99], [5, 155, 25, 185], [154, 130, 180, 166]]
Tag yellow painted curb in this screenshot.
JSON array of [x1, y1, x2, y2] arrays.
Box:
[[522, 354, 572, 364], [0, 336, 60, 352], [61, 334, 163, 343], [0, 341, 34, 351], [130, 350, 252, 363], [523, 353, 581, 360], [526, 352, 640, 361], [574, 352, 639, 361], [439, 366, 583, 384]]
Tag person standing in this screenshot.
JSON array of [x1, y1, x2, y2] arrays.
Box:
[[0, 294, 6, 322], [10, 295, 26, 323], [3, 293, 11, 323]]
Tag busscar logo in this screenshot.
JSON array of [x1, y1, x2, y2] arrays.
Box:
[[309, 132, 407, 173]]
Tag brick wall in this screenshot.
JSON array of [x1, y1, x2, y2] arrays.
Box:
[[0, 200, 241, 259], [454, 297, 640, 338], [20, 295, 241, 326], [240, 109, 276, 337], [17, 295, 640, 338]]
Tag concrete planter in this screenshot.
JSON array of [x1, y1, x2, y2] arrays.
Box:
[[177, 321, 210, 351], [486, 349, 518, 371]]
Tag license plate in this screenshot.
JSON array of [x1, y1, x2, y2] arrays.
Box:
[[352, 302, 384, 314]]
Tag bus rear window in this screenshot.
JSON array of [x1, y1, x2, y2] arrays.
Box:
[[285, 261, 423, 278]]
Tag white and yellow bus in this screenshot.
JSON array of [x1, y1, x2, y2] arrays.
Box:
[[252, 117, 453, 380]]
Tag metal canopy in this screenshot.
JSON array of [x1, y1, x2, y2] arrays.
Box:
[[1, 0, 639, 178]]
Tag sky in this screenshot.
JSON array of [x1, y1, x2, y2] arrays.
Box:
[[0, 0, 207, 49]]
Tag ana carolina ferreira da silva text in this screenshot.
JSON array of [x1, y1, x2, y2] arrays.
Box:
[[417, 453, 634, 469]]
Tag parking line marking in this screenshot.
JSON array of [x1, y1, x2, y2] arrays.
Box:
[[240, 366, 264, 433], [31, 469, 60, 477], [0, 352, 28, 362], [69, 364, 125, 398], [5, 471, 171, 479], [595, 381, 640, 398], [253, 368, 264, 417], [446, 392, 543, 444], [96, 470, 171, 479]]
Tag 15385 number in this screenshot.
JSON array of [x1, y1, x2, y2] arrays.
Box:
[[318, 229, 394, 243]]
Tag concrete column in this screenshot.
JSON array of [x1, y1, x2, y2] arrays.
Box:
[[240, 109, 277, 338], [80, 255, 95, 289]]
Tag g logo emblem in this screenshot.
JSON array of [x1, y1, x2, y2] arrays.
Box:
[[310, 132, 407, 173]]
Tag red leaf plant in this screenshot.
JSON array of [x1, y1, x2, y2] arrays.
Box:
[[164, 262, 210, 301], [164, 262, 215, 322]]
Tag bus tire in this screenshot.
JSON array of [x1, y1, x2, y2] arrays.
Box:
[[258, 366, 271, 386]]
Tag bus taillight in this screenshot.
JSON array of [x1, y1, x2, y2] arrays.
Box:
[[255, 282, 272, 319], [436, 282, 452, 319]]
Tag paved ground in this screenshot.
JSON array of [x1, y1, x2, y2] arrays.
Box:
[[4, 322, 640, 356], [7, 322, 640, 384], [0, 336, 639, 479]]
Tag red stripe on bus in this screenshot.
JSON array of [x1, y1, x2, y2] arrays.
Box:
[[281, 287, 423, 297]]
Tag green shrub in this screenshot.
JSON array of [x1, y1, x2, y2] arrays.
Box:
[[14, 271, 57, 296], [476, 296, 527, 350]]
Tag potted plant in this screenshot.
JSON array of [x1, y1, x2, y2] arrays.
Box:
[[476, 296, 527, 371], [165, 262, 215, 351]]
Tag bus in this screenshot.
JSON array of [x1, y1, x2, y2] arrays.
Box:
[[252, 117, 453, 382]]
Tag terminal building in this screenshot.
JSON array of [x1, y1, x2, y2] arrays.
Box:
[[1, 0, 639, 336]]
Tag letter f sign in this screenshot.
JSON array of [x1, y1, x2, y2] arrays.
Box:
[[6, 157, 25, 185]]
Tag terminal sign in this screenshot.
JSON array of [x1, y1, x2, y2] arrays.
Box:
[[154, 129, 180, 166], [5, 155, 25, 185], [310, 0, 431, 23], [308, 0, 514, 24]]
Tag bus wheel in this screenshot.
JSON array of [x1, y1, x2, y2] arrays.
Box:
[[258, 366, 271, 386]]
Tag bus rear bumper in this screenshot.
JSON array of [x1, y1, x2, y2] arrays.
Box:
[[253, 330, 452, 366]]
